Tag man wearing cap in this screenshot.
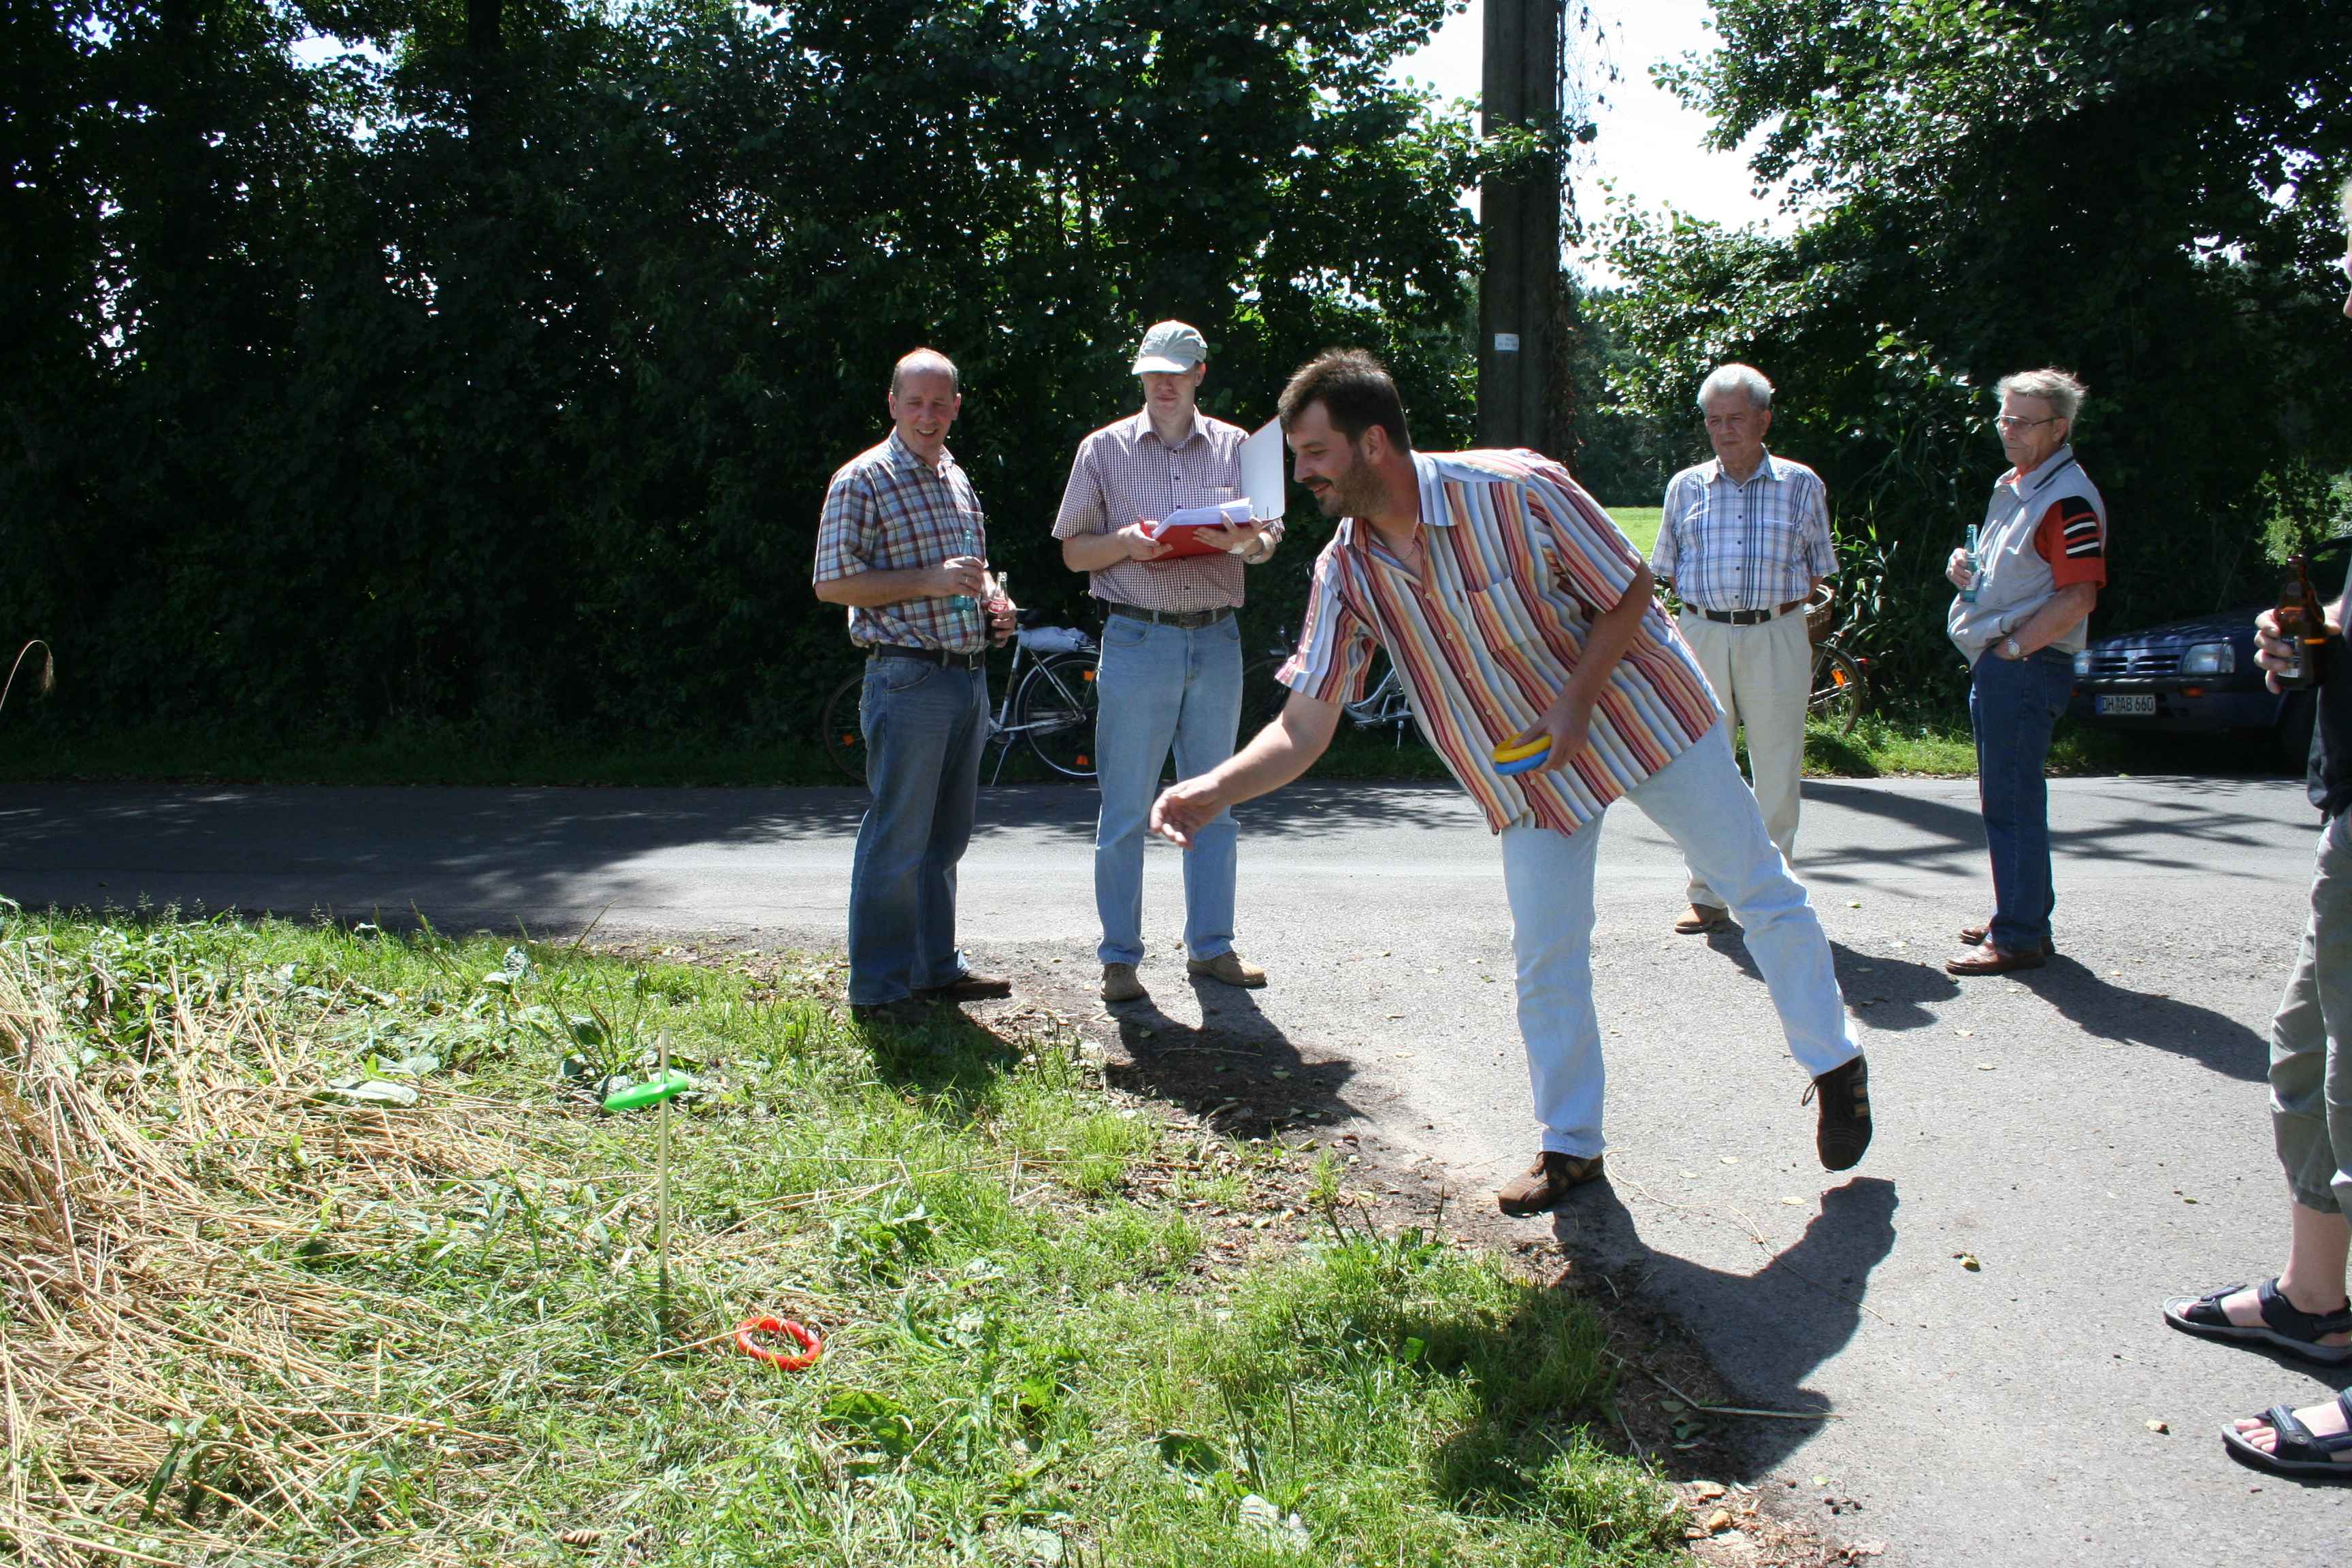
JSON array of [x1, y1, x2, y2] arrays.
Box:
[[1650, 363, 1836, 937], [1055, 321, 1283, 1005], [814, 348, 1018, 1022]]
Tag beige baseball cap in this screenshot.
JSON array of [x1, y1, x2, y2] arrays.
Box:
[[1131, 320, 1208, 375]]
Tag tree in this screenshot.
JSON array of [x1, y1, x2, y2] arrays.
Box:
[[0, 0, 1486, 742], [1600, 0, 2352, 694]]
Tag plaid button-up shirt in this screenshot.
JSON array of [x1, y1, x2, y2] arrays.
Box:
[[812, 430, 990, 653], [1052, 410, 1283, 612], [1279, 450, 1722, 836], [1651, 451, 1835, 614]]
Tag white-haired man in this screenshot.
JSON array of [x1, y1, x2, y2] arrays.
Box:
[[1941, 368, 2106, 977], [1650, 364, 1836, 935], [1054, 321, 1281, 1005], [813, 348, 1018, 1020]]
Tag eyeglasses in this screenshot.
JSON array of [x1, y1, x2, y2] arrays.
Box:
[[1991, 414, 2059, 432]]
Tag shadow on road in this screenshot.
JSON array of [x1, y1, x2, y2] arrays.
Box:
[[1693, 929, 1960, 1036], [0, 779, 1482, 930], [2017, 956, 2270, 1082], [1549, 1175, 1901, 1477]]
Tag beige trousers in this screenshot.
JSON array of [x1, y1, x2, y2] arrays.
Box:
[[1677, 609, 1812, 908]]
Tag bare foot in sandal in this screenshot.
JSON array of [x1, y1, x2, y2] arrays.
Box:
[[2210, 1279, 2352, 1350], [2224, 1390, 2352, 1479]]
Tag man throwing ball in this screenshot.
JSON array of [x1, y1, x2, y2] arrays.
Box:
[[1149, 350, 1873, 1213]]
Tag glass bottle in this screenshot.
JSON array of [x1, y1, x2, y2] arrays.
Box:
[[2276, 553, 2325, 691], [1959, 523, 1980, 604]]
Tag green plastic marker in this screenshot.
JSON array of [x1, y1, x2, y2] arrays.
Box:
[[601, 1048, 691, 1344]]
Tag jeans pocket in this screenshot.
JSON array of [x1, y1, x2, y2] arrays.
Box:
[[1102, 618, 1149, 651], [868, 657, 938, 697]]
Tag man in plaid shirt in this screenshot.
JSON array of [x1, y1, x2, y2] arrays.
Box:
[[1650, 363, 1835, 937], [813, 348, 1017, 1020], [1054, 321, 1283, 1006]]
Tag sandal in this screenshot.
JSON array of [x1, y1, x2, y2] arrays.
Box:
[[2220, 1390, 2352, 1480], [2162, 1278, 2352, 1365]]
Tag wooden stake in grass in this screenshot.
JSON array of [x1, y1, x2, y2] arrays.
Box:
[[600, 1039, 691, 1348]]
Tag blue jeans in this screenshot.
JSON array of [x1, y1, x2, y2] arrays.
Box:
[[1968, 649, 2075, 953], [1092, 612, 1243, 966], [847, 656, 987, 1004]]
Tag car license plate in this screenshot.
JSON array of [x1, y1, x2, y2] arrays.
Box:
[[2096, 693, 2156, 716]]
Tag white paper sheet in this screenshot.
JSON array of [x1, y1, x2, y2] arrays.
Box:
[[1241, 416, 1287, 521]]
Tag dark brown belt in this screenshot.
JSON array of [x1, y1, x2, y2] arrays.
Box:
[[1690, 598, 1808, 626], [865, 644, 985, 670], [1106, 604, 1235, 630]]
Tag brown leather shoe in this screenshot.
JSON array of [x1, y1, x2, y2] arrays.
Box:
[[1674, 902, 1733, 935], [1944, 944, 2046, 977], [914, 970, 1013, 1001], [1186, 950, 1267, 988], [1495, 1151, 1607, 1215], [1958, 922, 2055, 956], [1100, 962, 1147, 1004]]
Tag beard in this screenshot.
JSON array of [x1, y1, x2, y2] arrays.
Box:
[[1310, 448, 1382, 518]]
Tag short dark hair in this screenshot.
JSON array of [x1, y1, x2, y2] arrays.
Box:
[[1278, 348, 1411, 452]]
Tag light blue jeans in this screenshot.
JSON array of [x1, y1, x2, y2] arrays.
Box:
[[1501, 720, 1861, 1157], [847, 655, 987, 1005], [1092, 611, 1243, 966]]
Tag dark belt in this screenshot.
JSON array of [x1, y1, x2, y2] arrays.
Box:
[[1106, 604, 1235, 630], [1689, 598, 1808, 627], [864, 644, 985, 670]]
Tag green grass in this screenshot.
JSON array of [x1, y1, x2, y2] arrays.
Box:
[[1606, 507, 1663, 559], [1, 911, 1685, 1567]]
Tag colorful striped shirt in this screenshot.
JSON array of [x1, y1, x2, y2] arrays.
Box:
[[812, 430, 991, 653], [1278, 449, 1722, 836], [1051, 410, 1282, 612], [1652, 451, 1835, 612]]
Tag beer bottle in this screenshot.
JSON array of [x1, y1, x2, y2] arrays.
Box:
[[2276, 553, 2325, 691], [1959, 523, 1980, 604]]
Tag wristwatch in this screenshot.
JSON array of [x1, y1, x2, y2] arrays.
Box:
[[2000, 636, 2023, 661]]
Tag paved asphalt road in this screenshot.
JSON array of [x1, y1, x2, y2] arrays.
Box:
[[3, 774, 2347, 1565]]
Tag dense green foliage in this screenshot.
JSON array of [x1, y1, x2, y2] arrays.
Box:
[[2, 0, 1481, 742], [1598, 0, 2352, 700]]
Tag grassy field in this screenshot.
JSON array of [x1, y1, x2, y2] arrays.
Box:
[[1606, 506, 1663, 559], [0, 911, 1689, 1567]]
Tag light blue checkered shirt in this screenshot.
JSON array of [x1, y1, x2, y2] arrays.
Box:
[[1650, 452, 1835, 613]]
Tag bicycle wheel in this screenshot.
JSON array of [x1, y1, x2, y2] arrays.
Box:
[[820, 671, 868, 783], [1808, 644, 1866, 736], [1017, 651, 1100, 779]]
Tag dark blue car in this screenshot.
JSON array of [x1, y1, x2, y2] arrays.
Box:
[[2067, 537, 2348, 767]]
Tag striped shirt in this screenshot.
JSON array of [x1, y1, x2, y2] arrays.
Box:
[[1051, 410, 1283, 612], [1278, 449, 1722, 836], [1652, 452, 1835, 612], [812, 430, 990, 653]]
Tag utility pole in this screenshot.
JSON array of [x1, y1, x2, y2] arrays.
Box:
[[1477, 0, 1562, 451]]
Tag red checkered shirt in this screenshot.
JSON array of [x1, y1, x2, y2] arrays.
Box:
[[1051, 410, 1284, 612], [812, 431, 991, 653]]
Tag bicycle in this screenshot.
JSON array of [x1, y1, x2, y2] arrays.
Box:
[[820, 612, 1102, 785], [1239, 628, 1421, 745], [1803, 587, 1870, 736]]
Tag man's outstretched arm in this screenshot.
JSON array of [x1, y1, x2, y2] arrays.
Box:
[[1151, 691, 1342, 847]]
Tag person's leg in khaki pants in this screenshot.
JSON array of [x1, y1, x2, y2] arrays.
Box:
[[1678, 610, 1812, 915]]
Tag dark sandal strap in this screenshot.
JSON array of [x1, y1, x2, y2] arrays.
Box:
[[2258, 1394, 2352, 1464], [2257, 1277, 2352, 1341], [2176, 1282, 2249, 1328]]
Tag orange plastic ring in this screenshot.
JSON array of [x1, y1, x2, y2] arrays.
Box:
[[736, 1314, 823, 1370]]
